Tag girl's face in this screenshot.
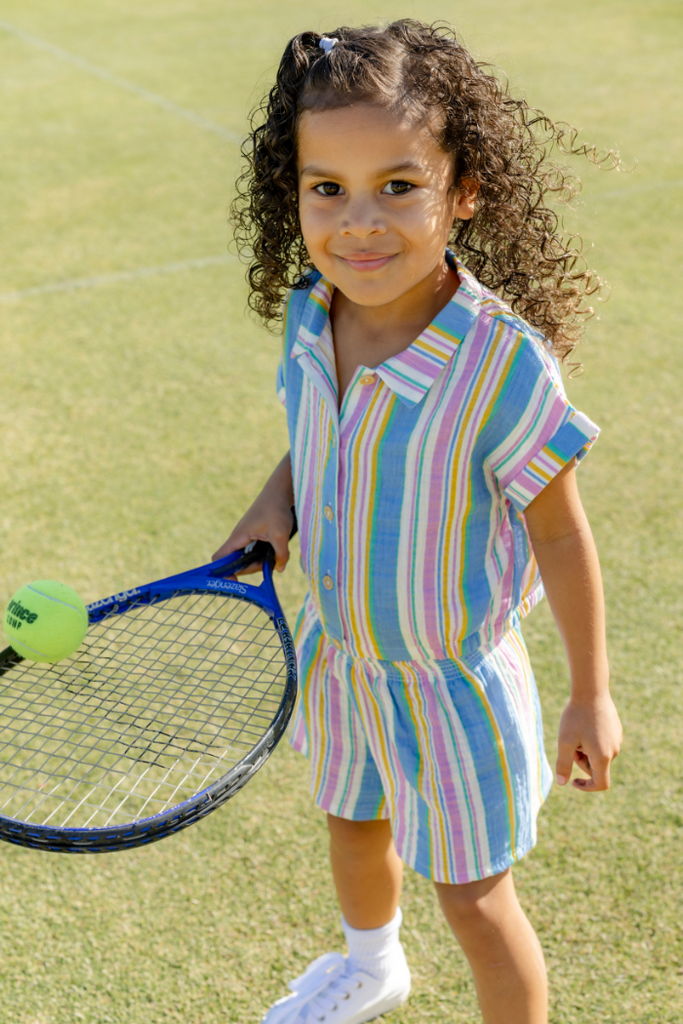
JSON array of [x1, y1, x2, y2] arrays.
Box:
[[297, 102, 475, 309]]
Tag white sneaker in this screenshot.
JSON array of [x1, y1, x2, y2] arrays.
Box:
[[260, 950, 411, 1024]]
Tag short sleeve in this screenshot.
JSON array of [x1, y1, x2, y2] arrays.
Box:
[[488, 335, 599, 513], [276, 359, 286, 408]]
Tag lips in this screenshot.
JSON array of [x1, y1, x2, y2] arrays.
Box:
[[336, 252, 397, 272]]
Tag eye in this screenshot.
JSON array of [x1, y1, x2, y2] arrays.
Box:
[[381, 180, 413, 195], [314, 182, 344, 196]]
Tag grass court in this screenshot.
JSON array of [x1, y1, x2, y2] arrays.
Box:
[[0, 1, 681, 1020]]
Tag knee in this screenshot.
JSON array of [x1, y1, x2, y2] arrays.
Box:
[[435, 870, 511, 932]]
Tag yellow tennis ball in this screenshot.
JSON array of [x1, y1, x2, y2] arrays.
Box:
[[3, 581, 88, 663]]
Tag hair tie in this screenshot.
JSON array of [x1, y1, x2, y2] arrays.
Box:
[[319, 37, 337, 55]]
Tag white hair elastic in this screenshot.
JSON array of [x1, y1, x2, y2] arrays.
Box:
[[319, 37, 337, 55]]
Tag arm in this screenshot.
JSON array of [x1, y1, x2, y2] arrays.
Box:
[[212, 451, 295, 573], [524, 460, 622, 791]]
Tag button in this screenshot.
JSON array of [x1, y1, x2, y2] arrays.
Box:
[[331, 638, 342, 650], [359, 373, 375, 386], [323, 574, 334, 591], [324, 505, 334, 522]]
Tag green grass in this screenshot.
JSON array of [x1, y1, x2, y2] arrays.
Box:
[[0, 1, 682, 1021]]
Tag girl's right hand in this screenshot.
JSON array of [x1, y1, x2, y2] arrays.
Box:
[[212, 452, 295, 574]]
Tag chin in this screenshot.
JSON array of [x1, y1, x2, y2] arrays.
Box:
[[332, 275, 403, 307]]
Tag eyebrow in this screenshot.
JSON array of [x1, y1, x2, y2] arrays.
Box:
[[300, 160, 425, 178]]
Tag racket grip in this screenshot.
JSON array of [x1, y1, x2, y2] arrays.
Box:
[[240, 539, 275, 570], [237, 507, 296, 567], [211, 507, 296, 577]]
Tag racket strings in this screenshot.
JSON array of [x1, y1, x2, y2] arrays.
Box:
[[0, 622, 282, 823], [1, 601, 274, 774], [0, 592, 287, 830]]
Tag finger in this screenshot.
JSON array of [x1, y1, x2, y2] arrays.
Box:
[[573, 755, 611, 792], [232, 560, 263, 577], [212, 535, 243, 561], [573, 749, 591, 775], [270, 508, 296, 572], [271, 533, 291, 573], [592, 752, 612, 790], [236, 534, 289, 575], [213, 532, 264, 574], [555, 740, 575, 787]]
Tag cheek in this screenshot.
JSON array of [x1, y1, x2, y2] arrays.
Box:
[[431, 186, 458, 240], [298, 197, 325, 250], [408, 192, 455, 245], [439, 199, 457, 236]]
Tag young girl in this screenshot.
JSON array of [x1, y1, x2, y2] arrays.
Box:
[[215, 20, 622, 1024]]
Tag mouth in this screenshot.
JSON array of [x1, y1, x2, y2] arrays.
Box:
[[336, 252, 397, 272]]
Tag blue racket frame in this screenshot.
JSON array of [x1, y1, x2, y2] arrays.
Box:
[[0, 543, 297, 853]]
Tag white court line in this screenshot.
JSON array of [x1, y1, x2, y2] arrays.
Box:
[[0, 254, 237, 303], [0, 18, 241, 144]]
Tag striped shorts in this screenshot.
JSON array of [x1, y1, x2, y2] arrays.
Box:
[[289, 597, 553, 884]]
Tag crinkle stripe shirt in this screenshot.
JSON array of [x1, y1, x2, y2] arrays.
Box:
[[277, 254, 599, 662]]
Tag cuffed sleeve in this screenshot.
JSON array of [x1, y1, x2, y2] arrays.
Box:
[[488, 334, 599, 513]]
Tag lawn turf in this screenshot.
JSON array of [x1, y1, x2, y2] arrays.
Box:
[[0, 1, 682, 1021]]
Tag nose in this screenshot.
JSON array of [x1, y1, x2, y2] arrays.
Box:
[[339, 195, 386, 238]]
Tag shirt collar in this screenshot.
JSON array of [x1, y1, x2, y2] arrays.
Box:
[[290, 252, 483, 408]]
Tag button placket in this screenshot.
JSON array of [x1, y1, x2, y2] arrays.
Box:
[[316, 417, 342, 645], [294, 340, 345, 651]]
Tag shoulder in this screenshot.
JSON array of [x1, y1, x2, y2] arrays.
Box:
[[476, 282, 550, 356], [283, 270, 322, 327], [281, 269, 323, 361], [452, 257, 560, 384], [473, 282, 565, 396]]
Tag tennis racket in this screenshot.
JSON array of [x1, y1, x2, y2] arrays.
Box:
[[0, 541, 297, 853]]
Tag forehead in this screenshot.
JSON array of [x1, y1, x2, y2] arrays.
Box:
[[297, 102, 449, 173]]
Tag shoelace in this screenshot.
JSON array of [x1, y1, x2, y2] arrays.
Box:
[[306, 971, 363, 1021], [265, 952, 363, 1024]]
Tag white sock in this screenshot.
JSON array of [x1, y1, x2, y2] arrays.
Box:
[[341, 908, 405, 980]]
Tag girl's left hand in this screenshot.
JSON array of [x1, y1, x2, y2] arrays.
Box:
[[555, 695, 622, 792]]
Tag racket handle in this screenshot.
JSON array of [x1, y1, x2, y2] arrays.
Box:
[[211, 507, 297, 577], [244, 539, 275, 564]]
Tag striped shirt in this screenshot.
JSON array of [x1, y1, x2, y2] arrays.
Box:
[[277, 253, 599, 662]]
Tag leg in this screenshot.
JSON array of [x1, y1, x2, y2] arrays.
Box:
[[327, 813, 403, 929], [435, 868, 547, 1024], [260, 816, 410, 1022]]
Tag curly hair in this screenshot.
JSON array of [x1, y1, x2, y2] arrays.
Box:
[[231, 19, 617, 362]]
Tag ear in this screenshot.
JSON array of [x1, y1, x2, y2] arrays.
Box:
[[453, 178, 478, 221]]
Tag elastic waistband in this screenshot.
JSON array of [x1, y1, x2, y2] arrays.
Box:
[[322, 612, 524, 667]]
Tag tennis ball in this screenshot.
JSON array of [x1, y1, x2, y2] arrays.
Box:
[[3, 581, 88, 663]]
